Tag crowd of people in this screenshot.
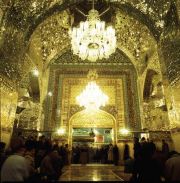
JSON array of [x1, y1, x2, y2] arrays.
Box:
[[71, 144, 119, 165], [0, 133, 180, 182], [126, 137, 180, 182], [0, 134, 66, 182]]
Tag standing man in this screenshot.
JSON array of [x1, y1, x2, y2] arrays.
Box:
[[133, 137, 141, 159], [162, 139, 169, 157], [1, 138, 30, 182], [108, 144, 113, 164], [113, 144, 119, 166], [165, 151, 180, 181]]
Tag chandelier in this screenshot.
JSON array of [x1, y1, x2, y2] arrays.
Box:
[[69, 2, 116, 62], [76, 70, 108, 110]]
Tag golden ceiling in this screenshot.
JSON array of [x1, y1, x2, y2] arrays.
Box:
[[0, 0, 179, 85], [0, 0, 180, 143]]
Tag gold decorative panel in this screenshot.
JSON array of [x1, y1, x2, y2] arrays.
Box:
[[61, 77, 125, 128], [69, 80, 116, 105], [0, 82, 18, 144], [70, 109, 115, 128]]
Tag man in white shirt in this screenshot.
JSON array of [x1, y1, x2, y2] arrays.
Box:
[[1, 137, 30, 182], [165, 151, 180, 181]]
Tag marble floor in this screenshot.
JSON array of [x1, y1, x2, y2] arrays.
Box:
[[59, 164, 129, 181]]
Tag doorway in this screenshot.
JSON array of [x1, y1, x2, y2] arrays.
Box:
[[71, 128, 113, 164]]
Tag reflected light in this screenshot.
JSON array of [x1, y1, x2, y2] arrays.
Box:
[[48, 92, 52, 97], [76, 81, 108, 110], [119, 128, 129, 135], [57, 128, 65, 135], [92, 175, 100, 181], [32, 69, 39, 76], [93, 129, 99, 134]]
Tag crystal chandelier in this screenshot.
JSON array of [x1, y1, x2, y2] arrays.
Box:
[[76, 70, 108, 110], [69, 1, 116, 62]]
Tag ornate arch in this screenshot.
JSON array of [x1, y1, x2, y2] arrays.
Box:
[[68, 109, 117, 146], [69, 109, 116, 128]]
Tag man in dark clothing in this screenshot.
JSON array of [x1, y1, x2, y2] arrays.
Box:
[[113, 144, 119, 166], [73, 146, 80, 164], [130, 143, 162, 182], [133, 137, 141, 159], [58, 145, 66, 166], [123, 143, 130, 161], [0, 142, 7, 170], [40, 144, 63, 181], [162, 139, 169, 157]]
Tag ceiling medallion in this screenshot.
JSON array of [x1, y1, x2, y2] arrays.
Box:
[[69, 1, 116, 62], [76, 70, 108, 110]]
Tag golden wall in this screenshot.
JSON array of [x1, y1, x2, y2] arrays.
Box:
[[0, 80, 18, 146], [61, 78, 125, 129]]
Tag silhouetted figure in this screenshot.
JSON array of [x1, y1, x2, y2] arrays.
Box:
[[101, 146, 106, 164], [124, 143, 134, 173], [152, 149, 166, 177], [113, 144, 119, 166], [25, 140, 42, 182], [80, 146, 88, 165], [108, 144, 113, 164], [149, 140, 156, 153], [95, 148, 100, 163], [123, 143, 130, 161], [133, 137, 141, 159], [35, 137, 50, 169], [165, 151, 180, 181], [88, 146, 94, 163], [104, 145, 109, 163], [24, 140, 36, 175], [40, 143, 63, 181], [0, 142, 7, 171], [72, 145, 80, 164], [162, 139, 169, 157], [140, 137, 146, 145], [64, 144, 71, 165], [58, 144, 66, 165], [130, 143, 162, 182]]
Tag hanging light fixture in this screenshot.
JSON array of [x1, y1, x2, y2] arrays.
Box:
[[69, 1, 116, 62], [76, 70, 108, 110]]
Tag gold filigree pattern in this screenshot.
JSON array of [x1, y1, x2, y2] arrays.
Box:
[[70, 109, 115, 128]]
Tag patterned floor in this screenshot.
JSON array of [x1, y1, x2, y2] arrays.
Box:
[[59, 164, 127, 181]]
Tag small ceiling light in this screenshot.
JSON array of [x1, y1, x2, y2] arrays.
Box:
[[32, 69, 39, 76], [48, 92, 52, 97]]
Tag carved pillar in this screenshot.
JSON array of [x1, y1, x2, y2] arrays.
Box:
[[43, 68, 53, 131], [137, 76, 145, 129], [55, 75, 63, 128]]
